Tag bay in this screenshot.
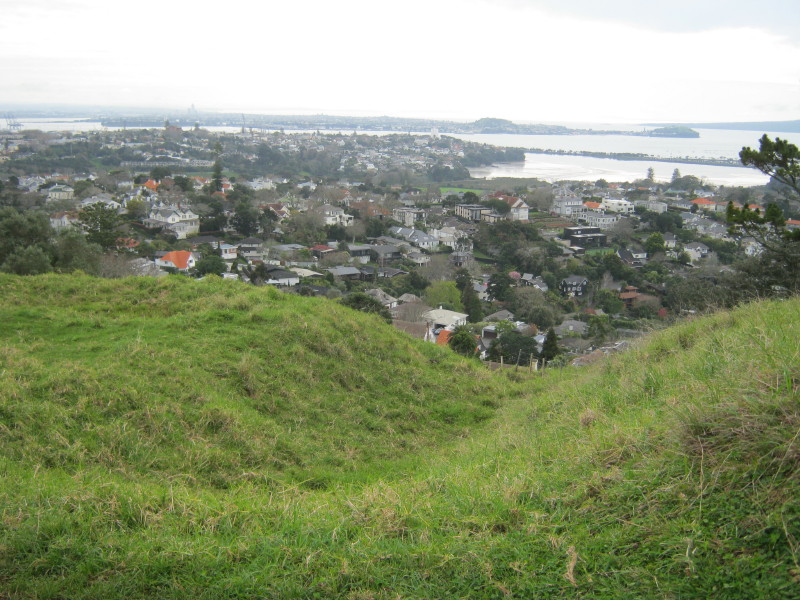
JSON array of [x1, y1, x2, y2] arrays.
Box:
[[3, 117, 794, 186], [467, 153, 769, 187]]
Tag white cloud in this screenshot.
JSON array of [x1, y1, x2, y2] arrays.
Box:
[[1, 0, 798, 123]]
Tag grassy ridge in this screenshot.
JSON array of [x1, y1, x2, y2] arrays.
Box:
[[0, 274, 517, 489], [1, 274, 798, 598]]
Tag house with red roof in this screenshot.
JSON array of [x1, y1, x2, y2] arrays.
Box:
[[491, 192, 529, 221], [155, 250, 196, 272], [691, 197, 717, 212]]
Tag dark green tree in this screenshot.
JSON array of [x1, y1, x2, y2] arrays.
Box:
[[487, 272, 513, 302], [231, 202, 260, 237], [173, 176, 194, 192], [540, 328, 561, 363], [53, 229, 101, 274], [211, 160, 223, 193], [588, 315, 613, 345], [125, 198, 147, 221], [193, 254, 227, 277], [644, 232, 666, 256], [339, 293, 392, 323], [486, 331, 538, 366], [448, 325, 479, 358], [0, 208, 53, 265], [454, 267, 472, 292], [461, 284, 483, 323], [78, 203, 121, 250], [1, 245, 53, 275], [730, 135, 800, 292], [149, 166, 172, 181], [595, 289, 624, 315]]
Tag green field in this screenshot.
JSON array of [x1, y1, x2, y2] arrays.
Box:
[[439, 187, 485, 196], [1, 274, 798, 598]]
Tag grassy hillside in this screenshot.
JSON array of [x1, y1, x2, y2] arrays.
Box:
[[1, 274, 798, 599]]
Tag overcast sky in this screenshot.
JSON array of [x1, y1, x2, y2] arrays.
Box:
[[1, 0, 798, 124]]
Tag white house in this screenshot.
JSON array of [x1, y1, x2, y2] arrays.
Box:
[[584, 211, 619, 229], [600, 198, 635, 214], [145, 204, 200, 239], [317, 204, 353, 227], [551, 195, 585, 217], [46, 184, 74, 202], [455, 204, 489, 222], [422, 308, 468, 330], [392, 207, 427, 227], [49, 211, 79, 231], [685, 242, 710, 262]]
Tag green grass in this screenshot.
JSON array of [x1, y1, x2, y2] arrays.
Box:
[[439, 187, 485, 196], [1, 274, 798, 599]]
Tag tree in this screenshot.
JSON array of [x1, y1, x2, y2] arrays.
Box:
[[740, 135, 800, 191], [211, 160, 223, 193], [53, 229, 101, 274], [644, 232, 666, 256], [510, 287, 560, 329], [78, 203, 121, 250], [588, 315, 613, 345], [453, 267, 472, 292], [339, 292, 392, 323], [594, 289, 624, 315], [461, 284, 483, 323], [194, 254, 227, 277], [609, 218, 636, 246], [125, 198, 147, 220], [486, 331, 538, 366], [231, 202, 260, 237], [173, 175, 194, 192], [729, 135, 800, 292], [1, 245, 52, 275], [448, 325, 479, 358], [671, 168, 681, 184], [486, 272, 513, 302], [0, 208, 54, 265], [646, 167, 655, 182], [423, 281, 463, 311], [149, 166, 172, 181], [540, 328, 561, 363]]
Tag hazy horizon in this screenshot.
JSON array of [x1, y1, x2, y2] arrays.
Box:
[[2, 0, 798, 125]]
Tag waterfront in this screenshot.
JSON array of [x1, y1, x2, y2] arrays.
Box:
[[2, 117, 793, 186], [467, 153, 770, 187]]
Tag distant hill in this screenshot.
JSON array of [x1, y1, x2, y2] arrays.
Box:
[[648, 125, 700, 138], [646, 120, 800, 134], [472, 117, 519, 133], [2, 273, 798, 598]]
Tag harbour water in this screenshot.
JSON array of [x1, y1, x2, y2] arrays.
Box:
[[3, 117, 795, 186]]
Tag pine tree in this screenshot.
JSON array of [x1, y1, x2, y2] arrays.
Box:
[[540, 328, 560, 363], [461, 284, 483, 323]]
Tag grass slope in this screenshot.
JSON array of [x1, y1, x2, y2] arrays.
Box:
[[1, 274, 798, 599]]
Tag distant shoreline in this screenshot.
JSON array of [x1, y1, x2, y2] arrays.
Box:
[[523, 148, 742, 168]]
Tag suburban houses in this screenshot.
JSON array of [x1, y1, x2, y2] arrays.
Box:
[[0, 122, 789, 366]]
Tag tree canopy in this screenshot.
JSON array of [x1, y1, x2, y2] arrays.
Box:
[[339, 293, 392, 324], [729, 135, 800, 292], [78, 203, 122, 250]]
